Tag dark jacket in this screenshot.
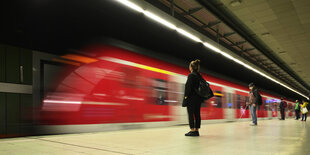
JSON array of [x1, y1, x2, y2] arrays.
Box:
[[249, 87, 259, 105], [279, 101, 287, 109], [183, 71, 203, 107]]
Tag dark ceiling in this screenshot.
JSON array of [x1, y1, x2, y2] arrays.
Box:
[[0, 0, 305, 100]]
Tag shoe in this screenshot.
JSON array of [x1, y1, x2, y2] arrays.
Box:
[[195, 131, 200, 136], [185, 131, 199, 136], [185, 131, 193, 136], [250, 123, 257, 126]]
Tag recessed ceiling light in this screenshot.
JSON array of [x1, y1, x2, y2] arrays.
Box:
[[230, 0, 242, 7], [261, 32, 270, 36]]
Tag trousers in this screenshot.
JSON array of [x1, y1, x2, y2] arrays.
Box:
[[187, 103, 201, 129], [280, 108, 285, 120], [250, 104, 257, 125]]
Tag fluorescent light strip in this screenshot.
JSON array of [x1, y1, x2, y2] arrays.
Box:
[[116, 0, 201, 43], [176, 28, 202, 42], [116, 0, 144, 12], [144, 11, 176, 30], [115, 0, 309, 100], [203, 41, 308, 99]]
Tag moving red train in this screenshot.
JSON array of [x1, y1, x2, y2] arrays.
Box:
[[39, 45, 296, 133]]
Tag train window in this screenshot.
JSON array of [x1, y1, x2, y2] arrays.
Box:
[[236, 95, 241, 109], [268, 102, 272, 111], [166, 81, 180, 106], [245, 96, 249, 110], [235, 95, 247, 109], [226, 92, 232, 108], [287, 104, 292, 112], [264, 100, 268, 111], [153, 79, 167, 105], [216, 91, 222, 108]]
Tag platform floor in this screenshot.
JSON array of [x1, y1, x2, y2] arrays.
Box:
[[0, 119, 309, 155]]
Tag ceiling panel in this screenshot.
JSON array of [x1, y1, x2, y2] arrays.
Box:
[[220, 0, 310, 92]]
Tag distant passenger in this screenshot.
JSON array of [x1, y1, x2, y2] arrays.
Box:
[[183, 59, 204, 136], [279, 97, 287, 120], [295, 100, 301, 120], [308, 94, 310, 110], [247, 82, 258, 126], [301, 100, 308, 122]]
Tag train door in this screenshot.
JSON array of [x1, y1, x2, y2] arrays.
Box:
[[234, 91, 250, 120], [139, 70, 171, 123], [257, 96, 268, 118], [169, 75, 187, 124], [201, 84, 224, 120], [263, 97, 269, 118], [292, 102, 296, 118], [223, 87, 234, 121], [287, 102, 293, 118], [272, 100, 279, 118], [264, 97, 274, 119], [267, 98, 272, 119], [265, 98, 278, 118]]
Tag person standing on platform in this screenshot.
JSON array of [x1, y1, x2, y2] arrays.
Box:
[[183, 59, 204, 136], [247, 83, 258, 126], [279, 98, 287, 120], [295, 100, 301, 120], [301, 100, 308, 122]]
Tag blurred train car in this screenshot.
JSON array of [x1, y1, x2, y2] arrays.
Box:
[[38, 45, 295, 133]]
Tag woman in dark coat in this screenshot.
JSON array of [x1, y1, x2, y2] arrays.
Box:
[[183, 59, 204, 136]]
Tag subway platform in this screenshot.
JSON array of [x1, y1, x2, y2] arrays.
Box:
[[0, 119, 309, 155]]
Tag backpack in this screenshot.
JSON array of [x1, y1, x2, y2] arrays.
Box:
[[283, 101, 287, 108], [253, 88, 262, 106], [257, 93, 263, 106], [194, 73, 214, 100]]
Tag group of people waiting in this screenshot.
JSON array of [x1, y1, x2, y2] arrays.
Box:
[[279, 98, 309, 121], [294, 99, 309, 121], [183, 59, 309, 136]]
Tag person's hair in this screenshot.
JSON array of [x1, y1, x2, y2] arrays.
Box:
[[190, 59, 200, 72], [248, 82, 255, 87]]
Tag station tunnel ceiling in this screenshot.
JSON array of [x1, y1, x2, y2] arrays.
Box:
[[0, 0, 308, 100]]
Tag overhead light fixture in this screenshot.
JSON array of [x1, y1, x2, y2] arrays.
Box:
[[115, 0, 309, 100]]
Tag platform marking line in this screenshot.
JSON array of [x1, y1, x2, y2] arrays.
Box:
[[27, 137, 134, 155]]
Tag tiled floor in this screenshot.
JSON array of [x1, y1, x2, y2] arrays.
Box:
[[0, 119, 309, 155]]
